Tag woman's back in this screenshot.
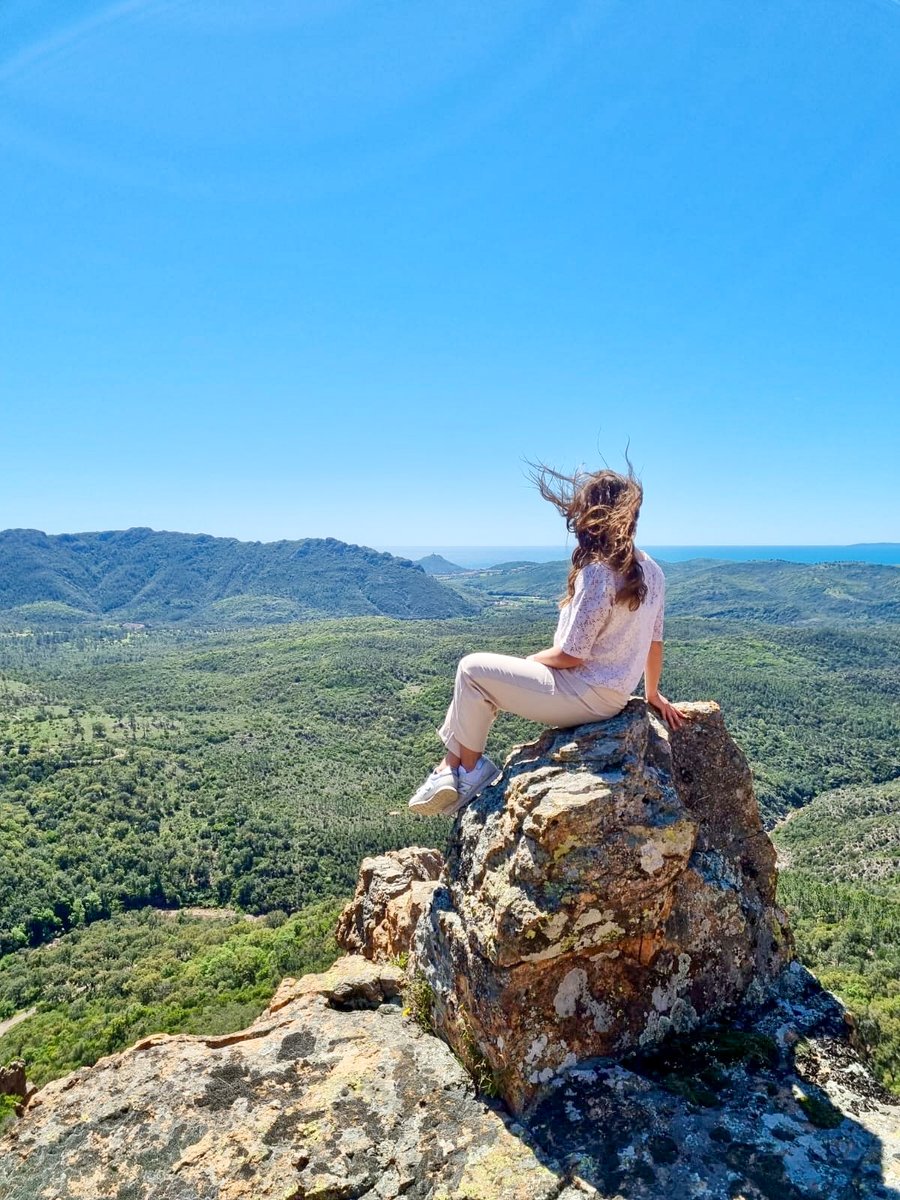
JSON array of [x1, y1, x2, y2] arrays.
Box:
[[552, 549, 665, 696], [410, 464, 684, 819]]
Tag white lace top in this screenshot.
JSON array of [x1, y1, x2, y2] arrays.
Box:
[[552, 550, 665, 696]]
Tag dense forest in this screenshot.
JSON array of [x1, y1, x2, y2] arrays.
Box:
[[770, 779, 900, 1091], [0, 528, 474, 625], [1, 612, 898, 957], [1, 559, 899, 1097], [0, 901, 342, 1088]]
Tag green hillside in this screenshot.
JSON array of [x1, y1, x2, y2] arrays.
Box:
[[0, 528, 477, 626], [663, 559, 900, 623], [449, 556, 900, 623], [773, 783, 900, 1091], [416, 554, 467, 575], [775, 779, 900, 887]]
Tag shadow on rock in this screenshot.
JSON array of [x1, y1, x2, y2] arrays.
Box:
[[510, 962, 900, 1199]]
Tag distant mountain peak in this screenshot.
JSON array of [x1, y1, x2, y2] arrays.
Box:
[[416, 553, 467, 575]]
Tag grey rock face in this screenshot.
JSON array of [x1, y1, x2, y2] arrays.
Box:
[[412, 700, 793, 1113], [523, 961, 900, 1199]]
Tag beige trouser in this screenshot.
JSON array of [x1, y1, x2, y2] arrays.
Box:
[[437, 652, 630, 756]]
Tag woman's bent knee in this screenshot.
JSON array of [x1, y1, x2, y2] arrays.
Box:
[[458, 651, 497, 678]]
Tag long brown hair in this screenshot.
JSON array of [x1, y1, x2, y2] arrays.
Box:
[[527, 459, 647, 611]]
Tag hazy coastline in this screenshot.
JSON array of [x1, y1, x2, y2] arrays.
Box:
[[381, 544, 900, 569]]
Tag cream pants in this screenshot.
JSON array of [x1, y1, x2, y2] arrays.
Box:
[[437, 652, 629, 756]]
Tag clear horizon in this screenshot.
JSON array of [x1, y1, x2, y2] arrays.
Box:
[[4, 523, 899, 550], [2, 2, 898, 544], [380, 543, 900, 568], [5, 524, 900, 569]]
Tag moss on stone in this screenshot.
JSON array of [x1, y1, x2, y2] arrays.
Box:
[[624, 1024, 780, 1109], [795, 1088, 844, 1129], [661, 1072, 724, 1108], [455, 1006, 505, 1099], [701, 1028, 779, 1070]]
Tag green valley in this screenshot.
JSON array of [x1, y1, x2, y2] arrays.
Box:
[[1, 557, 899, 1097]]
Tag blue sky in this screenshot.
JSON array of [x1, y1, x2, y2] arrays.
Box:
[[1, 0, 898, 546]]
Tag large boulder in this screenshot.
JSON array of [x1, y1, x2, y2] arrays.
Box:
[[411, 699, 793, 1113], [335, 846, 444, 962]]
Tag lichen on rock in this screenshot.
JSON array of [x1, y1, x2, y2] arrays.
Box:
[[410, 699, 793, 1113], [335, 845, 444, 963]]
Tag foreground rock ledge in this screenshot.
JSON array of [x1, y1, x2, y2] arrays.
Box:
[[0, 957, 564, 1200], [410, 700, 794, 1114], [4, 955, 900, 1199]]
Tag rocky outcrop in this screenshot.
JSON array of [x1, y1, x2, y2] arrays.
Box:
[[521, 960, 900, 1199], [412, 700, 792, 1113], [3, 948, 900, 1197], [0, 1058, 31, 1106], [336, 846, 444, 962]]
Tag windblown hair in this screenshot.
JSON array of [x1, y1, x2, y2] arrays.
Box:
[[527, 460, 647, 611]]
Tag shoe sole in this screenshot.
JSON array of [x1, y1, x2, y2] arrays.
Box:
[[442, 766, 501, 816], [439, 793, 473, 818], [408, 783, 459, 816]]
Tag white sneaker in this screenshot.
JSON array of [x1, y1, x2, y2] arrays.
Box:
[[446, 755, 500, 815], [408, 765, 459, 815]]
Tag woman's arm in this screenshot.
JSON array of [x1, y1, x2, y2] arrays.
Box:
[[539, 564, 612, 669], [644, 640, 688, 729], [526, 648, 585, 669]]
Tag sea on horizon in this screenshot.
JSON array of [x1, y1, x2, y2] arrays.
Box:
[[379, 544, 900, 569]]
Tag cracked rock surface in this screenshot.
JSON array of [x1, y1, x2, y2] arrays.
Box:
[[413, 700, 792, 1112]]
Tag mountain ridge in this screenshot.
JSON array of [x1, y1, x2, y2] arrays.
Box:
[[0, 527, 477, 626], [446, 556, 900, 624]]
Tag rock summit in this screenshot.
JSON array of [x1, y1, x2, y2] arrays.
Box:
[[407, 699, 793, 1112]]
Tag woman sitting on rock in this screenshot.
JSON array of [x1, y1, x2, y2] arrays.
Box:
[[409, 461, 687, 817]]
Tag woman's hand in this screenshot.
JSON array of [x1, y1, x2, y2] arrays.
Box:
[[646, 691, 689, 730]]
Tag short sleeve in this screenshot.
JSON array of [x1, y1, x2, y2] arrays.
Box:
[[651, 573, 665, 641], [557, 564, 613, 658]]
